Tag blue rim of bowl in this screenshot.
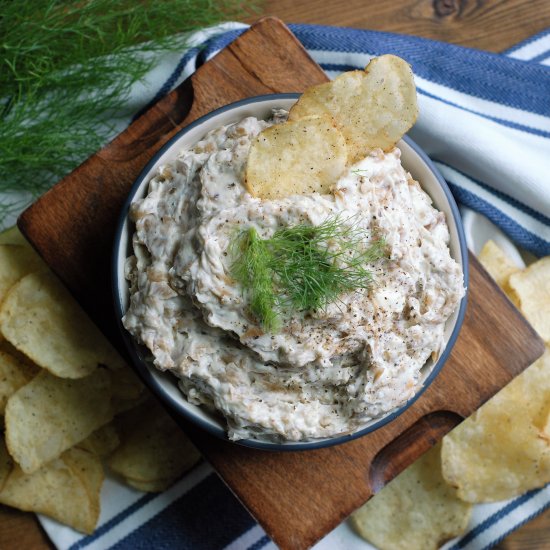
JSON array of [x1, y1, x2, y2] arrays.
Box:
[[112, 93, 469, 452]]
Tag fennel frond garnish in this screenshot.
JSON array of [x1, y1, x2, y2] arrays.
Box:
[[231, 217, 386, 331]]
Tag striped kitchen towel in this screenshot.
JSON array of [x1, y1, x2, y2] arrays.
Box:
[[37, 22, 550, 550]]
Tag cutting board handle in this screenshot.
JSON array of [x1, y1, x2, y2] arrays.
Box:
[[369, 410, 464, 491]]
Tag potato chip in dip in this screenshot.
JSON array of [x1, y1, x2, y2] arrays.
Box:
[[123, 103, 464, 442]]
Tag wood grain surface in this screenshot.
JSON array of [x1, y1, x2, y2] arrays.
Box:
[[3, 1, 550, 549], [245, 0, 550, 52]]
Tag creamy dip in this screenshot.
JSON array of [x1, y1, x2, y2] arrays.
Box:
[[123, 111, 464, 442]]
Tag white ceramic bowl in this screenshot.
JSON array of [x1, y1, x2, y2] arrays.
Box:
[[113, 94, 469, 451]]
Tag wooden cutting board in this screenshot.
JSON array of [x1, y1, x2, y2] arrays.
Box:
[[18, 17, 545, 550]]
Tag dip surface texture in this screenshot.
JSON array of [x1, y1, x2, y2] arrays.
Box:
[[123, 112, 464, 442]]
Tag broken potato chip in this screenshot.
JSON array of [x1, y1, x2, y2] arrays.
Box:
[[350, 444, 471, 550], [290, 54, 418, 163], [509, 256, 550, 344], [0, 270, 125, 378], [5, 369, 113, 474], [245, 115, 347, 199]]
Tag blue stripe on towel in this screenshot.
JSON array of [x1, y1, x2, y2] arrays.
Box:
[[446, 182, 550, 256], [436, 160, 550, 227], [417, 88, 550, 138], [449, 489, 542, 548], [530, 49, 550, 64], [68, 493, 158, 550], [112, 474, 256, 550], [481, 489, 550, 549], [247, 535, 271, 550]]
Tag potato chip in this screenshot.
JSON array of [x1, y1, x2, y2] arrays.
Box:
[[0, 349, 39, 415], [288, 93, 327, 122], [441, 347, 550, 502], [78, 423, 120, 458], [0, 270, 125, 378], [0, 226, 27, 246], [0, 339, 37, 366], [350, 444, 471, 550], [478, 240, 521, 301], [516, 348, 550, 429], [5, 369, 113, 474], [509, 257, 550, 344], [109, 399, 200, 486], [289, 55, 418, 163], [0, 445, 102, 534], [63, 447, 104, 522], [540, 411, 550, 444], [245, 115, 348, 199], [123, 476, 174, 493], [478, 240, 520, 287], [0, 244, 45, 305]]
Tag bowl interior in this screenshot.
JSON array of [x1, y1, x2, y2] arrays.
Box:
[[113, 95, 468, 451]]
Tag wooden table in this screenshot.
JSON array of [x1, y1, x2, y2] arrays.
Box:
[[2, 1, 550, 548]]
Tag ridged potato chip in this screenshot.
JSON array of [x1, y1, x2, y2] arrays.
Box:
[[509, 257, 550, 344], [5, 369, 113, 474], [245, 115, 347, 199], [0, 444, 102, 534], [441, 347, 550, 502], [289, 55, 418, 163], [350, 444, 471, 550], [109, 399, 200, 491], [0, 349, 39, 415], [0, 270, 125, 378]]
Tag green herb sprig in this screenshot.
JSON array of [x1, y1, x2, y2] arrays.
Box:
[[0, 0, 258, 226], [231, 217, 386, 331]]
